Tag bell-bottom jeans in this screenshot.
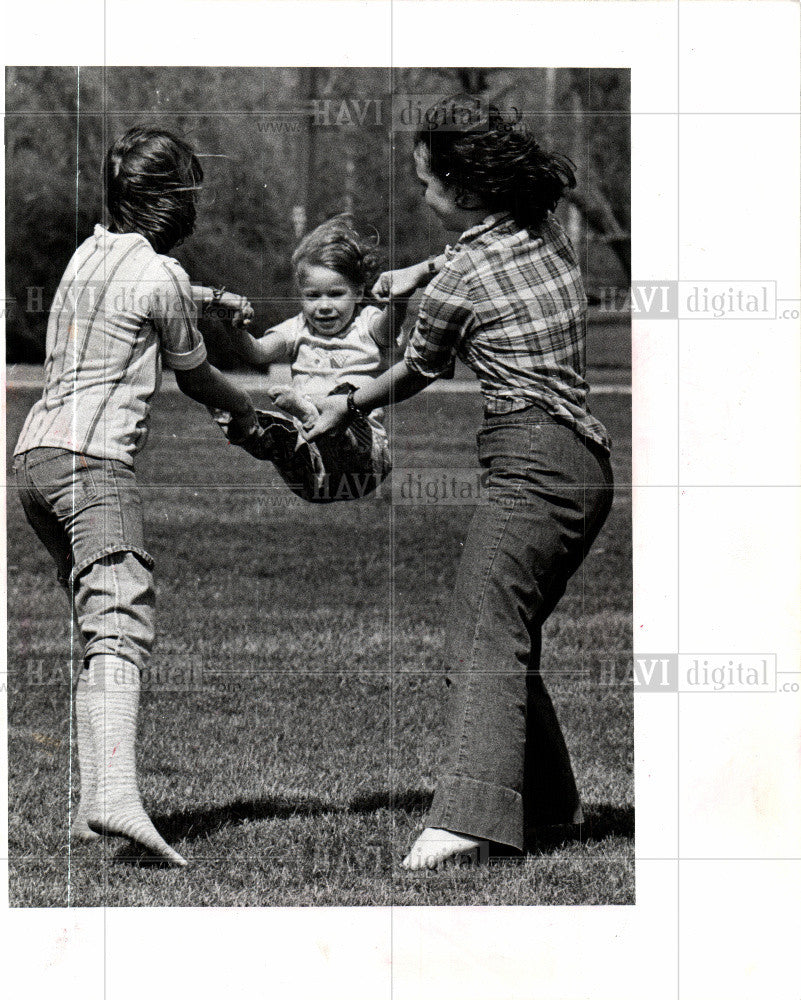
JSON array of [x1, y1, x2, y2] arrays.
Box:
[[425, 405, 614, 851]]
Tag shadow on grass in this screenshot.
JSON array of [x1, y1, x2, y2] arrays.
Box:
[[112, 795, 337, 867], [113, 789, 433, 866], [525, 803, 635, 855], [112, 793, 632, 866]]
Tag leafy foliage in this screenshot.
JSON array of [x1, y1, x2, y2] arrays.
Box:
[[5, 67, 630, 362]]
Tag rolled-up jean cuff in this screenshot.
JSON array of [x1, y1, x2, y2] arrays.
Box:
[[72, 549, 155, 673], [71, 544, 154, 584], [427, 774, 524, 851]]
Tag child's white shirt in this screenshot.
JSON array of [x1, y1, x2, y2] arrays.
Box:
[[268, 304, 386, 398]]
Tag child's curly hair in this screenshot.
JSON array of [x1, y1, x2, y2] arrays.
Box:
[[291, 214, 380, 290], [414, 96, 576, 233], [104, 126, 204, 254]]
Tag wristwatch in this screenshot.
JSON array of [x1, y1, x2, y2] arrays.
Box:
[[346, 388, 366, 422], [425, 247, 453, 279]]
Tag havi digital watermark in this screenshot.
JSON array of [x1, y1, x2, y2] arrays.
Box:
[[633, 654, 781, 693], [598, 281, 782, 320]]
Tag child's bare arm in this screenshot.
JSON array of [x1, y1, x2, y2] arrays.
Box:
[[191, 283, 289, 371], [371, 256, 447, 301], [369, 256, 448, 347], [222, 326, 290, 372], [369, 298, 410, 349]]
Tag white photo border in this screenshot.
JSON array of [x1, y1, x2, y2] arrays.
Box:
[[2, 2, 799, 999]]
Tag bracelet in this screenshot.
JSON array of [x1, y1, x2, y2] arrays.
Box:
[[346, 388, 366, 422], [425, 256, 438, 278], [211, 286, 226, 303]]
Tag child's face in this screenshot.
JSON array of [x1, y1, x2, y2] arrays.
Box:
[[297, 265, 362, 337], [414, 145, 484, 233]]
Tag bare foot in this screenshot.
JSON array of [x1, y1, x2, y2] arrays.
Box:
[[268, 385, 318, 425], [401, 827, 486, 871]]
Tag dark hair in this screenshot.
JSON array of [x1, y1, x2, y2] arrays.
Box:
[[414, 96, 576, 232], [104, 126, 203, 253], [291, 214, 379, 289]]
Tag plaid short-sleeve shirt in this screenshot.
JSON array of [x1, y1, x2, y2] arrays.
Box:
[[404, 212, 611, 452], [14, 225, 207, 465]]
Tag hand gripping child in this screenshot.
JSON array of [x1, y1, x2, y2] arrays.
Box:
[[213, 214, 404, 503], [12, 126, 264, 866]]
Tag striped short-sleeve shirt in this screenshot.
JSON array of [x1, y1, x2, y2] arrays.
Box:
[[404, 212, 611, 452], [14, 225, 207, 465]]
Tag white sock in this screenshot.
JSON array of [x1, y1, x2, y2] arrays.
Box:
[[85, 656, 187, 866], [71, 665, 100, 841]]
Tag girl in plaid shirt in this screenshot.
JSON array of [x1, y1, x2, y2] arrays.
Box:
[[311, 98, 614, 869]]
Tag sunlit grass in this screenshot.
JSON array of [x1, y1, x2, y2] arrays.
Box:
[[7, 386, 632, 906]]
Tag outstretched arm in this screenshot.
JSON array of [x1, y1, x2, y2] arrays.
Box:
[[368, 256, 448, 347], [369, 298, 410, 349], [305, 359, 431, 440], [174, 360, 258, 441], [190, 286, 286, 371], [372, 256, 448, 302], [221, 325, 291, 372], [191, 286, 254, 322]]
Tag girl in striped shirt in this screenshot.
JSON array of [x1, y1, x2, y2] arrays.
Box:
[[13, 126, 262, 865]]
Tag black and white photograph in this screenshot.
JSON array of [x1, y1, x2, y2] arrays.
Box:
[[2, 2, 799, 999], [5, 65, 632, 907]]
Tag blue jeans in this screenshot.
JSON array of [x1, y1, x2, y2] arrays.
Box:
[[13, 447, 155, 671], [425, 406, 614, 850]]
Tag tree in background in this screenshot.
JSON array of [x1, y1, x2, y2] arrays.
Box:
[[5, 67, 629, 363]]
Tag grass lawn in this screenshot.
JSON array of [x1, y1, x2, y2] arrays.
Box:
[[6, 384, 633, 906]]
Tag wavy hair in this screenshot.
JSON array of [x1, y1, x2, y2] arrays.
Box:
[[291, 213, 380, 289], [414, 96, 576, 232], [104, 126, 203, 254]]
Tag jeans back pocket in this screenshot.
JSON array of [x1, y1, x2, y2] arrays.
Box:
[[25, 450, 101, 518]]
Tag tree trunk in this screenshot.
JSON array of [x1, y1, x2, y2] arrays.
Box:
[[566, 186, 631, 281], [293, 67, 318, 237]]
